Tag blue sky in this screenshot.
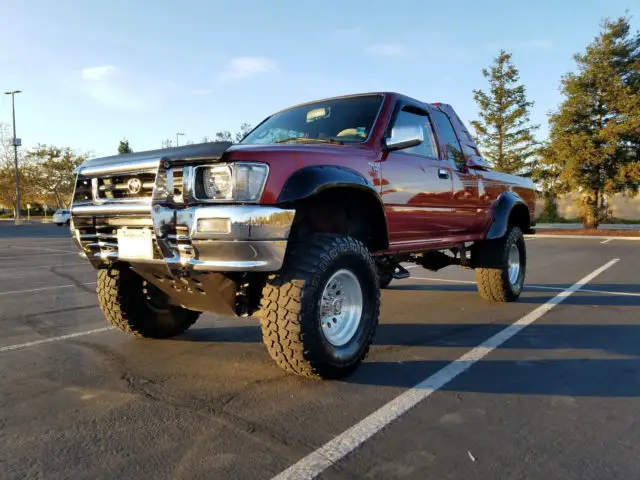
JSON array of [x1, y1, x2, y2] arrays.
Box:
[[1, 0, 638, 158]]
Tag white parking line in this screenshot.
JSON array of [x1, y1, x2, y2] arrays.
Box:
[[528, 234, 640, 240], [272, 258, 619, 480], [0, 327, 114, 353], [601, 238, 613, 244], [0, 282, 96, 297], [0, 252, 78, 258], [409, 276, 640, 297], [411, 276, 475, 284], [1, 263, 89, 272], [9, 246, 76, 253], [528, 284, 640, 297]]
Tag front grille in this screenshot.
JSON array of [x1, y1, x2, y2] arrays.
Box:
[[75, 217, 192, 263], [76, 217, 164, 261], [94, 171, 156, 201]]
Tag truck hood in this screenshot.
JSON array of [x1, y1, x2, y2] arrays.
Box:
[[78, 141, 370, 175], [78, 142, 233, 173]]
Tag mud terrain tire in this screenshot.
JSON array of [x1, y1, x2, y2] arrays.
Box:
[[97, 264, 200, 338], [474, 226, 526, 302], [258, 233, 380, 379]]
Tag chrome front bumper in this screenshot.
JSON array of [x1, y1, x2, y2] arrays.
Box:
[[71, 204, 295, 273]]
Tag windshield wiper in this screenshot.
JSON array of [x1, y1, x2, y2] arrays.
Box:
[[274, 137, 344, 145]]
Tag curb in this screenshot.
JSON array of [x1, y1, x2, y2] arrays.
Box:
[[526, 234, 640, 241]]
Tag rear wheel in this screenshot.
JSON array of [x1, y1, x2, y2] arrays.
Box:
[[474, 226, 526, 302], [97, 264, 200, 338], [258, 233, 380, 379]]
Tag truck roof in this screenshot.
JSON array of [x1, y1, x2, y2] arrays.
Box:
[[275, 92, 451, 114]]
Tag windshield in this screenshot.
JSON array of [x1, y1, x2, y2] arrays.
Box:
[[241, 95, 383, 145]]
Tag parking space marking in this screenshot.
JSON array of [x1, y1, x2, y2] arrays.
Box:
[[273, 258, 619, 480], [0, 282, 96, 297], [411, 276, 475, 285], [601, 238, 613, 244], [1, 263, 89, 272], [528, 284, 640, 297], [409, 276, 640, 297], [0, 252, 79, 258], [8, 246, 76, 253], [0, 327, 114, 353]]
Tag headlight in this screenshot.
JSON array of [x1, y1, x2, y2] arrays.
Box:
[[195, 163, 268, 202], [202, 165, 233, 200]]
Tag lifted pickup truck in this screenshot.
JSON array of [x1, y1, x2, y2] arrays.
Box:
[[70, 92, 536, 379]]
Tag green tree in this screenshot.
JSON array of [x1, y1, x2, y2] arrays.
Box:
[[541, 16, 640, 228], [471, 50, 539, 174], [27, 145, 87, 209], [118, 139, 133, 154]]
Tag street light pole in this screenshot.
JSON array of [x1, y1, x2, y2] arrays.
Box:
[[176, 132, 185, 147], [4, 90, 22, 223]]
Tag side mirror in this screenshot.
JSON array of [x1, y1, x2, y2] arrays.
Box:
[[465, 155, 491, 170], [384, 125, 424, 151]]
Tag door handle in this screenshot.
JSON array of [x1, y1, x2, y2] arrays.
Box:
[[438, 169, 450, 179]]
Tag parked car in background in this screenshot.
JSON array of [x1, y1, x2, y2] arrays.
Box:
[[52, 209, 71, 226]]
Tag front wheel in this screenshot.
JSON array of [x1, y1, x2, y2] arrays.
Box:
[[97, 264, 200, 338], [474, 226, 526, 302], [258, 233, 380, 379]]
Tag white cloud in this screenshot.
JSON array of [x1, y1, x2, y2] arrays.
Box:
[[365, 43, 410, 58], [79, 65, 176, 111], [81, 65, 119, 81], [216, 57, 278, 83]]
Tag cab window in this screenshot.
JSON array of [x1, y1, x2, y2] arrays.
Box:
[[430, 110, 465, 169], [391, 107, 438, 159]]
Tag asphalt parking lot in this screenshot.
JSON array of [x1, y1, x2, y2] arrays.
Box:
[[1, 223, 639, 480]]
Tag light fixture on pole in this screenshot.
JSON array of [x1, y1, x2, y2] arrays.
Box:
[[4, 90, 22, 224], [176, 132, 185, 147]]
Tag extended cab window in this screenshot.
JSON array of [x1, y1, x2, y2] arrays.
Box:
[[392, 107, 438, 158], [430, 110, 465, 169]]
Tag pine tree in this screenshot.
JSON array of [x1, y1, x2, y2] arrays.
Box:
[[471, 50, 539, 175], [541, 16, 640, 228], [118, 139, 133, 154]]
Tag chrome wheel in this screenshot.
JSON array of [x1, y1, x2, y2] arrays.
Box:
[[508, 244, 521, 285], [319, 269, 363, 347]]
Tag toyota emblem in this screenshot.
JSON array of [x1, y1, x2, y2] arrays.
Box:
[[127, 177, 142, 195]]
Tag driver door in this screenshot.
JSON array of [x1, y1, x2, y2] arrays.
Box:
[[380, 105, 454, 245]]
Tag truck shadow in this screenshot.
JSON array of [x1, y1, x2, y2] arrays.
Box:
[[183, 321, 640, 397], [346, 357, 640, 397], [185, 322, 640, 358], [358, 320, 640, 396]]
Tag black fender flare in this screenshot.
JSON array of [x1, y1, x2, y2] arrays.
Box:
[[485, 191, 531, 239], [276, 165, 389, 247], [277, 165, 382, 205]]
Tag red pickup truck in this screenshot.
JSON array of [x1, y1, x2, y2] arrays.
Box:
[[70, 92, 536, 379]]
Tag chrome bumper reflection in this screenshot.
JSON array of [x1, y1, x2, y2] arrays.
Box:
[[71, 204, 295, 273]]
